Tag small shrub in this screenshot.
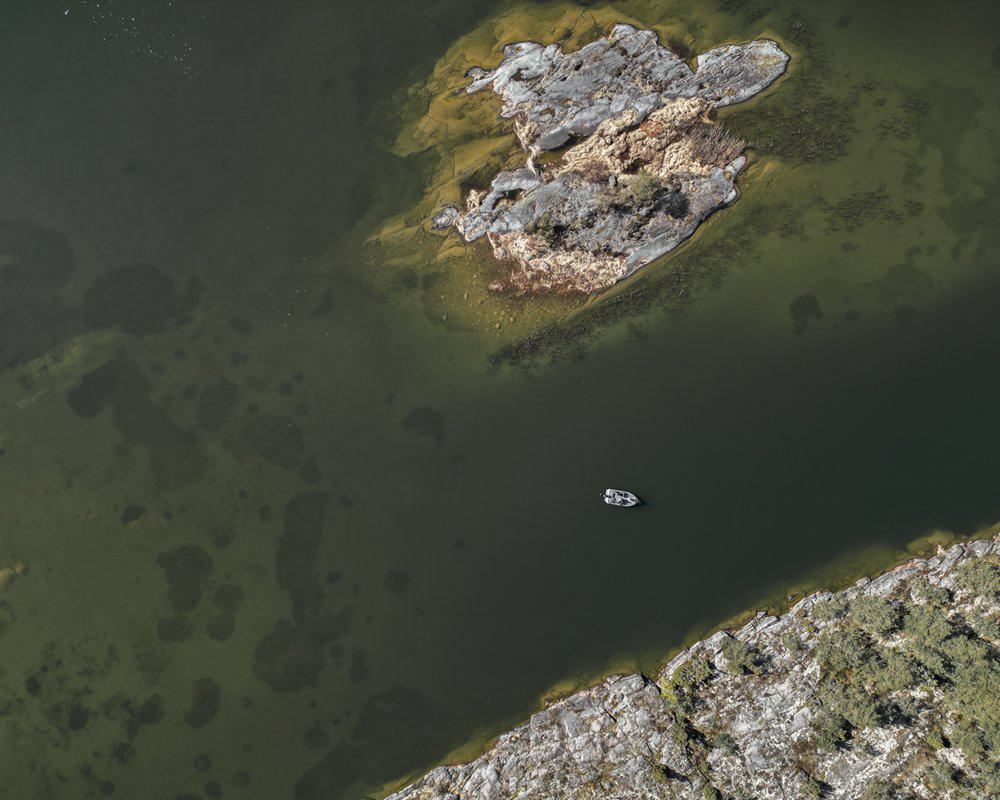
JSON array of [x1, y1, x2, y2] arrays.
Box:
[[659, 190, 690, 219], [911, 578, 951, 607], [626, 172, 662, 206], [713, 731, 738, 755], [802, 774, 823, 799], [596, 172, 689, 219], [868, 649, 923, 695], [901, 605, 953, 675], [922, 759, 962, 795], [687, 121, 747, 167], [970, 613, 999, 642], [951, 718, 987, 762], [576, 159, 610, 184], [721, 635, 763, 676], [782, 632, 806, 656], [831, 682, 881, 730], [663, 655, 713, 709], [668, 716, 690, 749], [650, 764, 671, 784], [890, 695, 919, 724], [850, 596, 901, 637], [812, 595, 849, 623], [925, 730, 945, 750], [815, 626, 874, 675], [860, 781, 895, 800], [814, 710, 849, 751], [953, 557, 1000, 601], [525, 211, 568, 246]]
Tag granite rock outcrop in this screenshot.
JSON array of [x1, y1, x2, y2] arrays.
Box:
[[435, 24, 789, 294]]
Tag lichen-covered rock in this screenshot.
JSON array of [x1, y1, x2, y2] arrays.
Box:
[[388, 536, 1000, 800], [438, 24, 788, 295]]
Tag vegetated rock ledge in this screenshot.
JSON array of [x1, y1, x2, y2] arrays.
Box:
[[389, 537, 1000, 800], [433, 24, 788, 295]]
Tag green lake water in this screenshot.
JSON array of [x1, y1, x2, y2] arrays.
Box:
[[2, 1, 1000, 798]]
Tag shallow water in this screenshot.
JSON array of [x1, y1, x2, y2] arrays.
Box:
[[2, 1, 1000, 798]]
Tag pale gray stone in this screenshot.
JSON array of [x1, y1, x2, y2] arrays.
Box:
[[439, 24, 789, 294]]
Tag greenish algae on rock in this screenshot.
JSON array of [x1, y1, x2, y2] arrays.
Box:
[[365, 1, 791, 343]]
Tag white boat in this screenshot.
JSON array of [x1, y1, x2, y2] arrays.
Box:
[[603, 488, 640, 507]]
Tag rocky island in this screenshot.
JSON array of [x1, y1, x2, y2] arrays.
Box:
[[433, 24, 788, 294], [389, 537, 1000, 799]]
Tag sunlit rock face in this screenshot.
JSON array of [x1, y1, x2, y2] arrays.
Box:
[[434, 24, 788, 294]]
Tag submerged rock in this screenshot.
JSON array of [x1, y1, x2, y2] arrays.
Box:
[[438, 24, 788, 294], [82, 264, 202, 336], [388, 536, 1000, 800], [0, 562, 29, 593]]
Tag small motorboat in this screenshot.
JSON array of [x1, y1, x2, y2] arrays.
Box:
[[603, 488, 641, 507]]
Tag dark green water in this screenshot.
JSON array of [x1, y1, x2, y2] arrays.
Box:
[[2, 1, 1000, 798]]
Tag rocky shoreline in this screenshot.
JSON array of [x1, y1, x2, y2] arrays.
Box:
[[389, 536, 1000, 799], [435, 24, 788, 295]]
